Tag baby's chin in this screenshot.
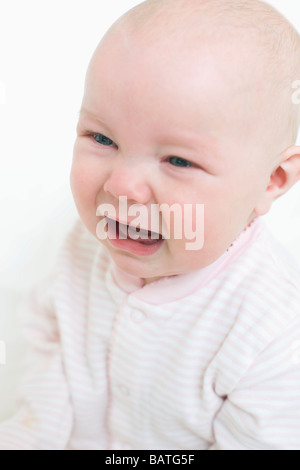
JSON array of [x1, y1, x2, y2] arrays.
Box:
[[102, 244, 172, 281], [105, 249, 208, 286], [107, 249, 170, 281], [100, 228, 234, 282]]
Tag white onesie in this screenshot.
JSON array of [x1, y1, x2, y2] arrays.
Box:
[[0, 216, 299, 450]]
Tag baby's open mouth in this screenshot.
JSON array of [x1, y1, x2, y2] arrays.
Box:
[[106, 218, 164, 246]]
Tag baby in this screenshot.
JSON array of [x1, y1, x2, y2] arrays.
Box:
[[1, 0, 300, 450]]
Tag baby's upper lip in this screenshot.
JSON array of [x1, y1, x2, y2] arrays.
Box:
[[96, 206, 165, 237]]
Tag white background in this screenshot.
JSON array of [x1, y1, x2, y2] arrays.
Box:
[[0, 0, 300, 295]]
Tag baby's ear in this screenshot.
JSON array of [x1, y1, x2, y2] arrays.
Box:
[[254, 145, 300, 216]]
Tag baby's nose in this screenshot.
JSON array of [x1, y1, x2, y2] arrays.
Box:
[[104, 165, 152, 205]]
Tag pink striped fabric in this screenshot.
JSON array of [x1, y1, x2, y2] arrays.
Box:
[[0, 216, 300, 450]]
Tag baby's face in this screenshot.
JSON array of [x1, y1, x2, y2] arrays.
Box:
[[71, 27, 272, 284]]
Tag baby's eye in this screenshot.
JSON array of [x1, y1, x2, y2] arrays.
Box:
[[167, 156, 193, 168], [93, 133, 116, 147]]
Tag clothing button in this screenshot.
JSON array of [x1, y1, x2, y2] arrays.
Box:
[[118, 384, 130, 396], [131, 309, 147, 323]]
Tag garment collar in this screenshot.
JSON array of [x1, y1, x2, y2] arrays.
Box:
[[110, 217, 264, 304]]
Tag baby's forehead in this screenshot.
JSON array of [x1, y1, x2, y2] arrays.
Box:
[[99, 3, 280, 94], [88, 7, 275, 127], [113, 1, 268, 51], [88, 0, 300, 151], [92, 11, 269, 115], [107, 0, 298, 79]]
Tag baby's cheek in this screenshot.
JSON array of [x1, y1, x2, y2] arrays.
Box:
[[70, 162, 101, 236], [69, 176, 96, 246], [70, 158, 97, 206], [71, 140, 98, 199], [70, 164, 85, 206]]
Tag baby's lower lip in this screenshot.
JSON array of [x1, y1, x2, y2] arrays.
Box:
[[106, 218, 165, 257]]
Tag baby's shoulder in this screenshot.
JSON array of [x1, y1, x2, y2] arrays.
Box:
[[212, 224, 300, 359], [232, 222, 300, 319], [256, 224, 300, 292]]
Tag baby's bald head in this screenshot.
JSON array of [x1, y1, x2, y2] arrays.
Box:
[[72, 0, 300, 280], [98, 0, 300, 157]]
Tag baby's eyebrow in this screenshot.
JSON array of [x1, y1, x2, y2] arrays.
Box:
[[78, 107, 222, 171], [78, 108, 115, 133], [79, 108, 103, 123]]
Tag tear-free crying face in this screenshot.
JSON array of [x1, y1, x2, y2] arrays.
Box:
[[70, 0, 300, 285]]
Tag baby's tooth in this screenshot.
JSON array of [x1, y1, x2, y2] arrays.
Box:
[[128, 225, 144, 240]]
